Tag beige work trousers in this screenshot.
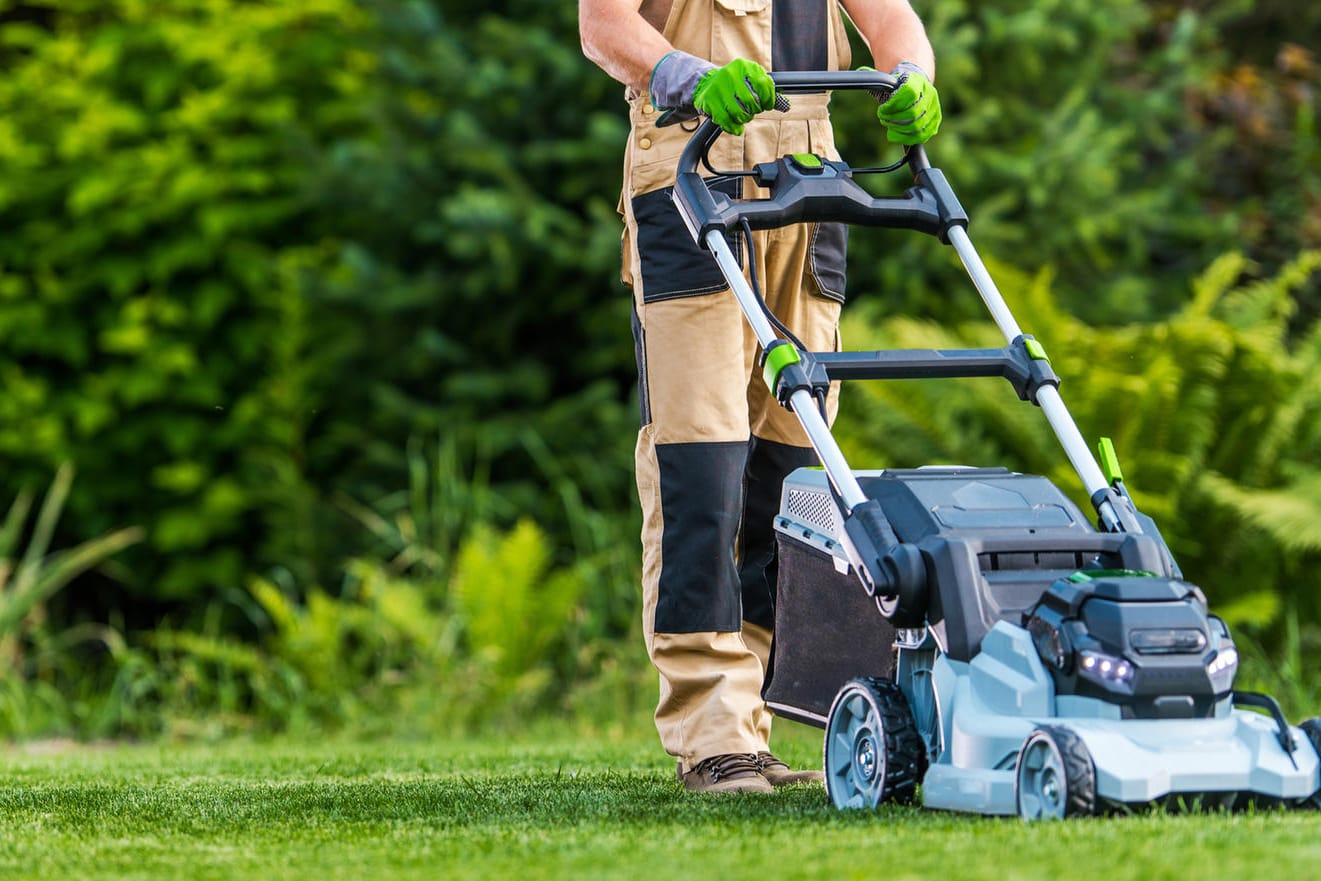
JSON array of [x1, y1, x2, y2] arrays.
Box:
[[620, 0, 851, 772]]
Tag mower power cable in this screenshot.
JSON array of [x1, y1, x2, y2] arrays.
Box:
[[739, 218, 808, 352]]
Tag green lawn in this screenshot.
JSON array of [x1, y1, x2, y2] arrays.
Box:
[[0, 721, 1317, 881]]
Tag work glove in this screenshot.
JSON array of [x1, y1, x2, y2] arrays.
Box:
[[651, 52, 776, 135], [874, 62, 942, 145]]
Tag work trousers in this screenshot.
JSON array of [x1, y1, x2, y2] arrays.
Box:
[[621, 92, 848, 770]]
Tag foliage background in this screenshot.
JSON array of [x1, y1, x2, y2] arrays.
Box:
[[0, 0, 1317, 737]]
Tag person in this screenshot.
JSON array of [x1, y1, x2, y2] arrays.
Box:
[[579, 0, 941, 794]]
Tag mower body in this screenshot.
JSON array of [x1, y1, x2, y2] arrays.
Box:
[[765, 466, 1321, 812]]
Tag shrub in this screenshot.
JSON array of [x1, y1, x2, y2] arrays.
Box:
[[834, 1, 1321, 326], [0, 0, 638, 612], [0, 0, 377, 602]]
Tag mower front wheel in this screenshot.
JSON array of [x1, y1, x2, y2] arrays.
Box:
[[1015, 726, 1097, 821], [824, 677, 926, 809]]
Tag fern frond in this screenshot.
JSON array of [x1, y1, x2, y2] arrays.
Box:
[[1200, 470, 1321, 553]]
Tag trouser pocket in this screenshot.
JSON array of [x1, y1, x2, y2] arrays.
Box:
[[808, 221, 848, 303], [632, 176, 744, 304]]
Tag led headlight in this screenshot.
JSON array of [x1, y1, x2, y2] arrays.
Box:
[[1205, 645, 1238, 692], [1130, 627, 1206, 654], [1079, 649, 1135, 687], [1206, 646, 1238, 675]]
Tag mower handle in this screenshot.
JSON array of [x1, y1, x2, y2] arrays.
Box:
[[672, 70, 969, 246], [675, 70, 910, 176], [671, 72, 1151, 539]]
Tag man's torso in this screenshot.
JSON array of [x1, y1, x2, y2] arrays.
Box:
[[635, 0, 846, 73]]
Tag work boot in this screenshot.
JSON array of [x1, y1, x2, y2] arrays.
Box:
[[755, 751, 825, 787], [678, 753, 773, 794]]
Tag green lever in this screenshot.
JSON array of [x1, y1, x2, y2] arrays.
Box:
[[1097, 437, 1124, 486]]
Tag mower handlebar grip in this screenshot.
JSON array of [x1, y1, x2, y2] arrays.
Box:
[[671, 70, 941, 247], [675, 70, 902, 180]]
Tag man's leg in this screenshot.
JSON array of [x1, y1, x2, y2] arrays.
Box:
[[627, 217, 774, 792], [738, 435, 822, 634]]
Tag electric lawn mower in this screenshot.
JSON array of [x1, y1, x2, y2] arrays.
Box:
[[670, 70, 1321, 819]]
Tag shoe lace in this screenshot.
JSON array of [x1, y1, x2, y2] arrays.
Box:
[[753, 751, 788, 771], [693, 753, 762, 782]]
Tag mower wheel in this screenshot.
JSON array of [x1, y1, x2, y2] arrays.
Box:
[[1298, 718, 1321, 809], [1015, 726, 1097, 821], [824, 677, 926, 809]]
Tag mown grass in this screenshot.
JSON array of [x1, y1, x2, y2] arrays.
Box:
[[0, 720, 1317, 881]]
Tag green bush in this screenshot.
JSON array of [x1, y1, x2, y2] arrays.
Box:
[[0, 0, 376, 599], [835, 1, 1321, 325], [0, 0, 638, 610], [52, 432, 645, 740], [97, 519, 630, 739]]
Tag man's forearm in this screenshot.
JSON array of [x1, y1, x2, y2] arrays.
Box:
[[840, 0, 935, 78], [579, 0, 677, 93]]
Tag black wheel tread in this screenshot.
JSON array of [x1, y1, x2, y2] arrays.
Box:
[[1036, 724, 1097, 818], [859, 676, 927, 805]]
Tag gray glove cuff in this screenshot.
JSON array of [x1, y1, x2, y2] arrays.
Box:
[[649, 50, 716, 111], [892, 61, 929, 81]]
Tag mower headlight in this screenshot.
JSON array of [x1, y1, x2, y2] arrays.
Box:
[[1079, 649, 1135, 688], [1130, 627, 1207, 654], [1210, 647, 1236, 681]]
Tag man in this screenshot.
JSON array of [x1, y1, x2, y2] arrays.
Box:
[[579, 0, 941, 794]]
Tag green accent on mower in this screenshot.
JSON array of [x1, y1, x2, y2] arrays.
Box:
[[1097, 437, 1124, 485], [763, 343, 801, 393], [1067, 569, 1158, 583]]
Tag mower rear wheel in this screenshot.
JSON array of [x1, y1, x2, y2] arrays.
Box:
[[1298, 718, 1321, 809], [824, 677, 926, 809], [1016, 726, 1097, 821]]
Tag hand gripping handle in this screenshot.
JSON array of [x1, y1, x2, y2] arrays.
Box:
[[674, 70, 903, 176]]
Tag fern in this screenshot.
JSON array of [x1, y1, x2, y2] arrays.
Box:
[[449, 519, 581, 687], [1200, 471, 1321, 554]]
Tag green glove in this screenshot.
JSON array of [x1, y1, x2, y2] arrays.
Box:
[[876, 63, 942, 145], [692, 58, 776, 136]]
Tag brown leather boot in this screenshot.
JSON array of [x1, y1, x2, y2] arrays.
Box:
[[755, 751, 825, 787], [678, 753, 774, 794]]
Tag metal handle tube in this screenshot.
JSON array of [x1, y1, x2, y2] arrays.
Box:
[[947, 226, 1023, 343], [705, 230, 869, 512], [946, 226, 1120, 524], [787, 389, 868, 510], [1035, 386, 1110, 499]]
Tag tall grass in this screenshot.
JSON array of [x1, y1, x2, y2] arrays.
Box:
[[0, 465, 143, 738], [35, 436, 651, 741]]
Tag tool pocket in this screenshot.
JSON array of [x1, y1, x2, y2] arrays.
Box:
[[626, 97, 744, 194], [808, 222, 848, 303], [631, 176, 744, 303], [712, 0, 772, 67]]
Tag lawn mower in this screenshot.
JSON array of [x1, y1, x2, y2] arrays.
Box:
[[670, 70, 1321, 819]]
